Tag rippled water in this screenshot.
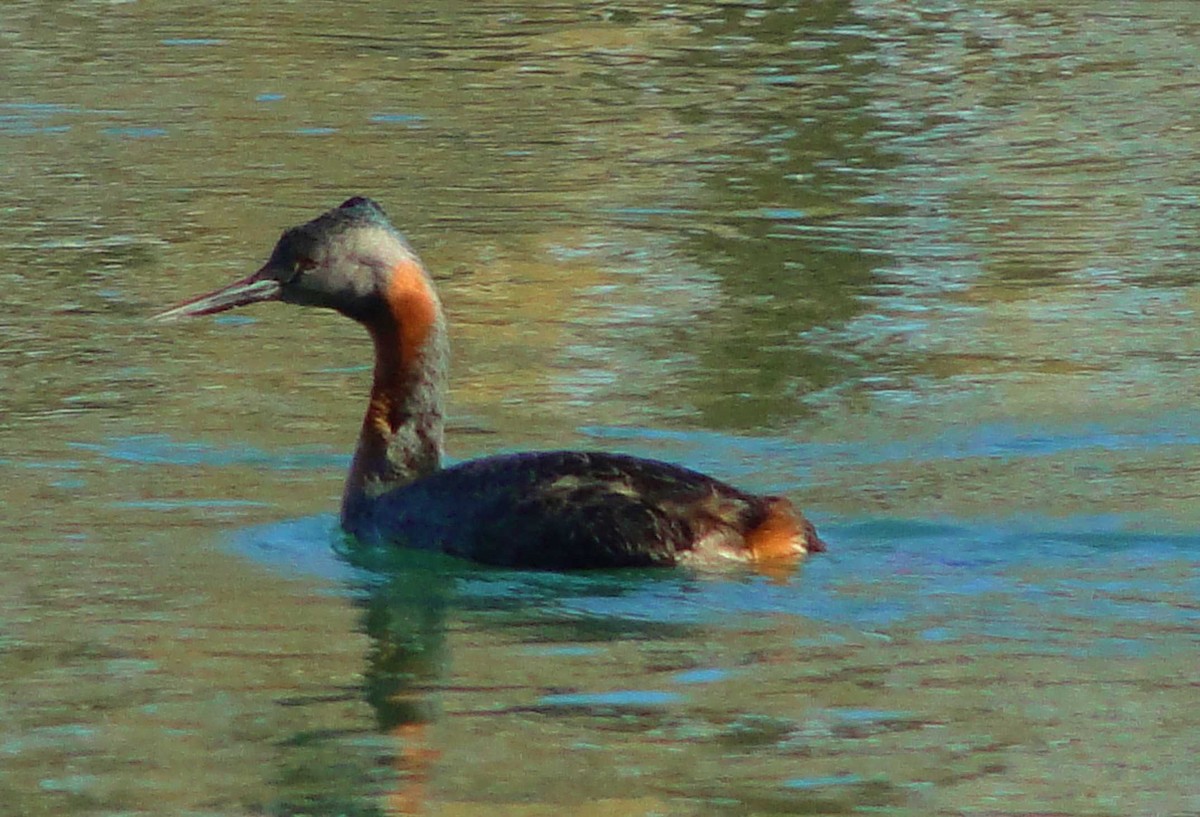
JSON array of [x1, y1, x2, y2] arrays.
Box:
[[3, 1, 1199, 815]]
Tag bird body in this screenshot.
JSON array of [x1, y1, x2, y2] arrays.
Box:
[[351, 449, 815, 570], [156, 197, 825, 569]]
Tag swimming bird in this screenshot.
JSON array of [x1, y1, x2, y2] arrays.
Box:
[[155, 197, 825, 569]]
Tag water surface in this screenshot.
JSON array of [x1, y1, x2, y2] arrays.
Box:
[[2, 1, 1199, 815]]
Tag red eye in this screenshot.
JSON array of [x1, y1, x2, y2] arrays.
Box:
[[290, 257, 316, 281]]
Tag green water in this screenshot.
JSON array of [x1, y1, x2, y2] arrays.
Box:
[[2, 2, 1199, 815]]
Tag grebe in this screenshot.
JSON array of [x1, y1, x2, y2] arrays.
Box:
[[155, 197, 825, 569]]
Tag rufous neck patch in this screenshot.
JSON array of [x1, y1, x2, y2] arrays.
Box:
[[376, 257, 441, 374]]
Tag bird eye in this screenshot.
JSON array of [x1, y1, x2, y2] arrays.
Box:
[[292, 257, 316, 279]]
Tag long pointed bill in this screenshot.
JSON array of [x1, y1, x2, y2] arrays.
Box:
[[152, 269, 282, 322]]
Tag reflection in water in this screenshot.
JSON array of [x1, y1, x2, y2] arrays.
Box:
[[351, 555, 456, 816], [672, 2, 889, 428], [227, 509, 1198, 813], [334, 547, 722, 814]]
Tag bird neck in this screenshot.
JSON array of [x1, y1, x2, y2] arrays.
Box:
[[341, 258, 448, 525]]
